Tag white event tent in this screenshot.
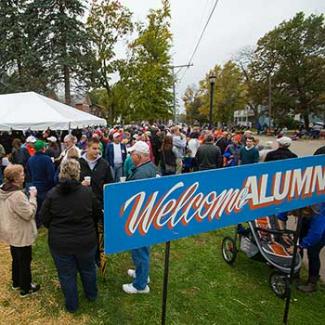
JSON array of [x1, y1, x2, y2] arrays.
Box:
[[0, 91, 107, 131]]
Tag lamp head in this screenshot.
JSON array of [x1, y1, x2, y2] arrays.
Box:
[[209, 73, 216, 84]]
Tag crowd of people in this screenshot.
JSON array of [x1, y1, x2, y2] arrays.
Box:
[[0, 124, 324, 312]]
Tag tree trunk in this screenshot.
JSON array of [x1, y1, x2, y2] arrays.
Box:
[[59, 2, 71, 105], [105, 87, 113, 124], [303, 111, 310, 130], [64, 65, 71, 105]]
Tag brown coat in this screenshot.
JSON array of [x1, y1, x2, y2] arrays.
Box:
[[0, 189, 37, 247]]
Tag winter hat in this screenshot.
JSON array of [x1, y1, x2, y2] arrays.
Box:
[[34, 140, 46, 152]]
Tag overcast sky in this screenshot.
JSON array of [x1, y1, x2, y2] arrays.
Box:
[[119, 0, 325, 111]]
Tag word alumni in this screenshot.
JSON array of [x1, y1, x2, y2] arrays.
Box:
[[121, 165, 325, 236]]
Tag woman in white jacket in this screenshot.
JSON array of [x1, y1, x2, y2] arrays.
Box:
[[0, 164, 40, 297]]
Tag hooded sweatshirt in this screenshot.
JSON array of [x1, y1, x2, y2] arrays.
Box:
[[79, 153, 113, 204], [81, 153, 101, 171], [0, 183, 37, 246]]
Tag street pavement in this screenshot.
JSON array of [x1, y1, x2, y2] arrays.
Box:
[[258, 136, 325, 281], [257, 136, 324, 156]]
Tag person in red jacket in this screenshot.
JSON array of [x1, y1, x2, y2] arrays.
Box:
[[25, 136, 36, 157]]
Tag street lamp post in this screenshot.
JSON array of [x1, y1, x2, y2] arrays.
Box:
[[209, 73, 216, 129]]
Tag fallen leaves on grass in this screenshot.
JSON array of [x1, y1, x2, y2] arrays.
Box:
[[0, 243, 90, 325]]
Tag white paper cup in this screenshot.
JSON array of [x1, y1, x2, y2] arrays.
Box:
[[84, 176, 91, 183], [120, 176, 126, 182], [29, 186, 37, 191], [50, 157, 55, 163]]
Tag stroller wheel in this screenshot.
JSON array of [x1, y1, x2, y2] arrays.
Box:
[[221, 237, 237, 265], [269, 271, 288, 298]]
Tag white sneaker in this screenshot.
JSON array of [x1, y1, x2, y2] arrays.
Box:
[[122, 283, 150, 294], [127, 269, 136, 278], [127, 269, 150, 283]]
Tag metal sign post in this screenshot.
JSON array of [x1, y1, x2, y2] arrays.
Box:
[[161, 241, 171, 325], [283, 211, 303, 325]]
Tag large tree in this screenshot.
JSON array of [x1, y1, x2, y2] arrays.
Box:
[[253, 12, 325, 128], [183, 85, 205, 125], [86, 0, 133, 123], [89, 81, 131, 124], [198, 61, 247, 126], [125, 0, 174, 122], [235, 47, 268, 125], [0, 0, 51, 93], [30, 0, 91, 104]]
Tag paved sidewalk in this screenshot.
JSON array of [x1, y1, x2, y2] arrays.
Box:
[[258, 136, 325, 282]]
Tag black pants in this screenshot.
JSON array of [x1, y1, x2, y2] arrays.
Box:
[[10, 245, 32, 291], [307, 242, 325, 282], [36, 191, 47, 228]]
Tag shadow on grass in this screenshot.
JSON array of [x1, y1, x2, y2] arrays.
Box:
[[28, 227, 325, 325]]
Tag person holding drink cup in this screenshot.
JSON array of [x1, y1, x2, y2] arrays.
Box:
[[79, 138, 113, 201], [79, 138, 113, 273], [84, 176, 91, 186], [0, 164, 40, 297]]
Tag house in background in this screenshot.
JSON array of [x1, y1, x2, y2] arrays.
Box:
[[234, 104, 324, 130], [72, 94, 106, 119], [233, 107, 255, 128]]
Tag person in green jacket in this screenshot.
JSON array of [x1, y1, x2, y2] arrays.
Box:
[[124, 154, 135, 178]]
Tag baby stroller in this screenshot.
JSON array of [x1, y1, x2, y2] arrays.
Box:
[[221, 216, 302, 298]]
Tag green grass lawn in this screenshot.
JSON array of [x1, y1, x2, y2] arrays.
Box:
[[28, 227, 325, 324]]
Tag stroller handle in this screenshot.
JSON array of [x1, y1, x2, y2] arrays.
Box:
[[254, 227, 296, 236]]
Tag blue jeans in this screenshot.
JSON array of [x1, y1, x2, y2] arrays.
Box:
[[113, 163, 123, 182], [51, 247, 97, 312], [277, 212, 288, 222], [131, 247, 150, 290]]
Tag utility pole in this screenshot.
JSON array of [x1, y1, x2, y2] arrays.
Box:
[[209, 73, 216, 129], [171, 64, 193, 122], [268, 74, 272, 129]]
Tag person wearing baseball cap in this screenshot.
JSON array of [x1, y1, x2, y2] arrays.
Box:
[[46, 136, 61, 159], [26, 140, 55, 227], [264, 136, 297, 162], [25, 136, 37, 157], [264, 136, 298, 232], [127, 140, 150, 155], [26, 136, 37, 144], [105, 132, 127, 183], [122, 140, 157, 294], [47, 136, 57, 143]]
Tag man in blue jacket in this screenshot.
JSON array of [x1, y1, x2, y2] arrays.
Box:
[[26, 140, 55, 227], [290, 203, 325, 293], [122, 141, 156, 294], [105, 133, 127, 182]]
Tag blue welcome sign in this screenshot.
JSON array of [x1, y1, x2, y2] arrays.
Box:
[[104, 156, 325, 254]]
